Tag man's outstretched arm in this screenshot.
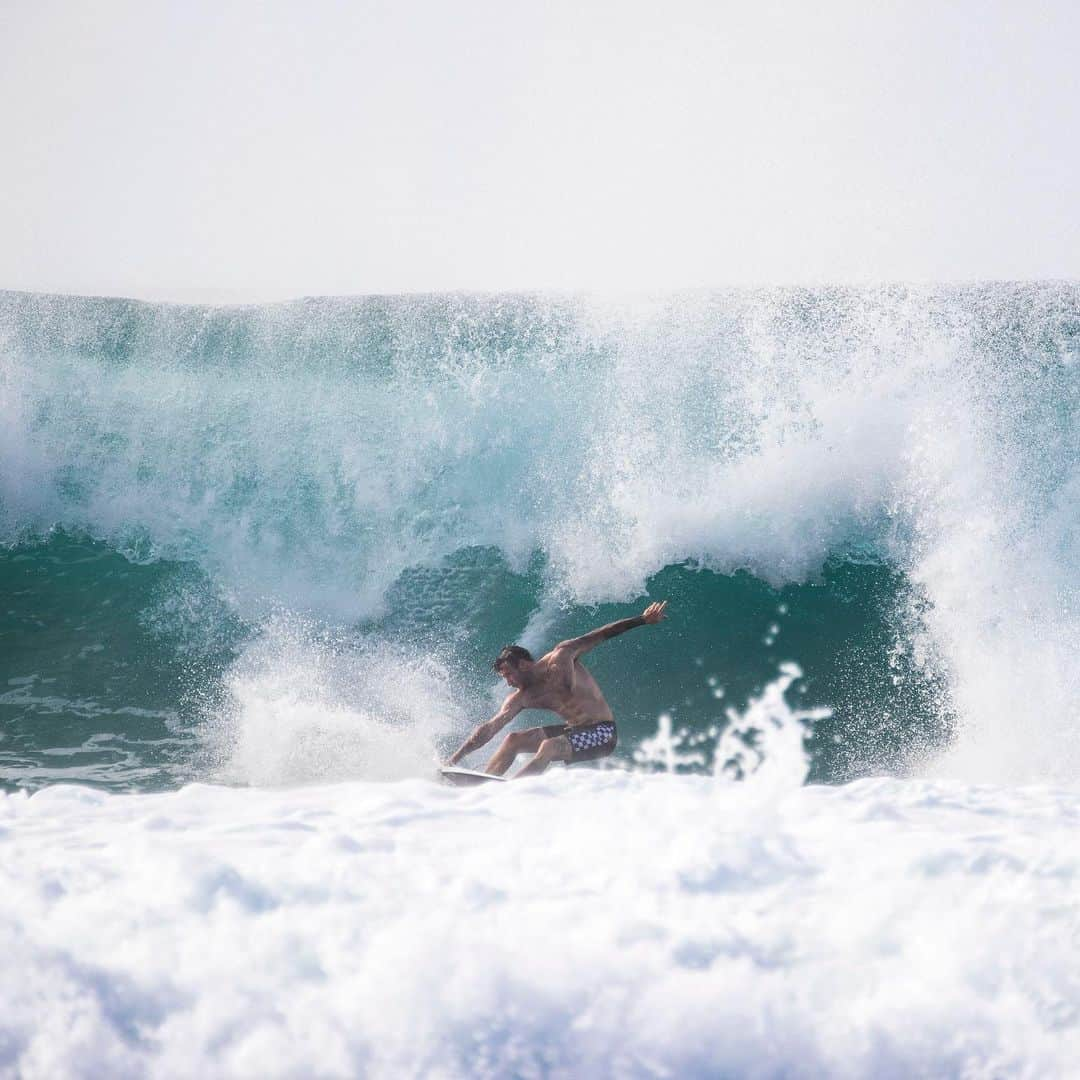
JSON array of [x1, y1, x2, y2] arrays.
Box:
[[448, 692, 524, 766], [556, 600, 668, 659]]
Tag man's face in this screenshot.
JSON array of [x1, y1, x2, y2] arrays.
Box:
[[496, 662, 525, 689]]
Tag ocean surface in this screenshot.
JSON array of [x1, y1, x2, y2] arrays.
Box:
[[2, 284, 1080, 1077]]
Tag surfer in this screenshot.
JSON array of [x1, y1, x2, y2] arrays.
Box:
[[447, 601, 668, 779]]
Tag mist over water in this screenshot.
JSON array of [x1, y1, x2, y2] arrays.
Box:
[[2, 283, 1080, 790]]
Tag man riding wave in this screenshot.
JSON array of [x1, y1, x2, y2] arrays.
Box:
[[448, 600, 668, 779]]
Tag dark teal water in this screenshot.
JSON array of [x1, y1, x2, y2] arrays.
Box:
[[0, 531, 948, 790]]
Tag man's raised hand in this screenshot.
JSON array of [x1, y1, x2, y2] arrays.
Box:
[[642, 600, 668, 624]]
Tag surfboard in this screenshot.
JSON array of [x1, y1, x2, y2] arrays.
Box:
[[440, 767, 506, 786]]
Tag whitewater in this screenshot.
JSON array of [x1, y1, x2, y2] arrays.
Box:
[[2, 284, 1080, 1077]]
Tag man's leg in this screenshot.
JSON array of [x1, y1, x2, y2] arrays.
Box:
[[514, 735, 572, 779], [485, 727, 547, 776]]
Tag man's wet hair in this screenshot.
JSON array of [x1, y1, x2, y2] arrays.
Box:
[[493, 645, 533, 672]]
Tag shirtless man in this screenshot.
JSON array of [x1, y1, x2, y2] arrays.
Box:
[[448, 601, 668, 779]]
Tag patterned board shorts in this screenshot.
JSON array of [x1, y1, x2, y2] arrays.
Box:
[[542, 720, 618, 764]]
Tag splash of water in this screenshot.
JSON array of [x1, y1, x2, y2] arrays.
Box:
[[634, 664, 830, 791], [202, 616, 465, 785]]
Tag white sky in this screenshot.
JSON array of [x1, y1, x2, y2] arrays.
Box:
[[2, 0, 1078, 301]]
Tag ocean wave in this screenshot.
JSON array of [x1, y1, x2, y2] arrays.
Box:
[[2, 285, 1080, 784], [0, 532, 944, 791]]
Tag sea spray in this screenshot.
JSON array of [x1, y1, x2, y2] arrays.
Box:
[[204, 614, 465, 786], [713, 662, 831, 789], [633, 663, 830, 790]]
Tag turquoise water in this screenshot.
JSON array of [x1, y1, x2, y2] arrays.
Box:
[[3, 284, 1079, 790]]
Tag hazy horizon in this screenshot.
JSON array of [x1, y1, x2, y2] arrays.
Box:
[[4, 0, 1079, 303]]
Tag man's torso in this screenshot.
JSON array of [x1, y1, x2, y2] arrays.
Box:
[[519, 652, 615, 727]]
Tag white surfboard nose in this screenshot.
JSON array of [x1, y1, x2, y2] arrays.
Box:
[[440, 767, 506, 786]]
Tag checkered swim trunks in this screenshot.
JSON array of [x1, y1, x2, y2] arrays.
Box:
[[542, 720, 618, 764]]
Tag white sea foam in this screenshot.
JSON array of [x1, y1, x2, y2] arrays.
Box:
[[2, 772, 1078, 1078], [203, 616, 463, 786]]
